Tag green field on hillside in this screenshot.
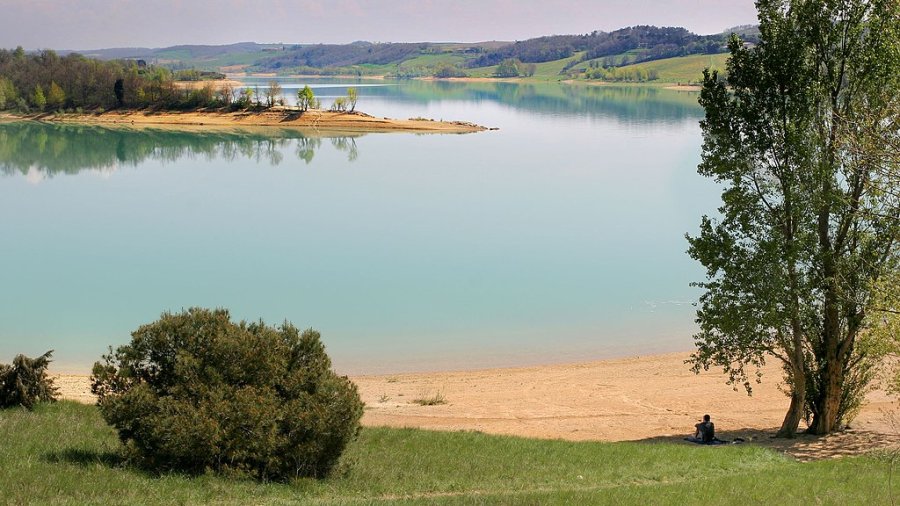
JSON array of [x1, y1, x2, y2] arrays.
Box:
[[616, 53, 730, 84], [1, 402, 896, 505]]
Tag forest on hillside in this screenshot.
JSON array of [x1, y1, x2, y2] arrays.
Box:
[[248, 25, 758, 74]]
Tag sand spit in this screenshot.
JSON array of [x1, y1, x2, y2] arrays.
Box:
[[1, 109, 490, 134]]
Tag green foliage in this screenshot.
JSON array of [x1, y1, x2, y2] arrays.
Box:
[[31, 84, 45, 110], [296, 85, 315, 111], [0, 48, 252, 112], [331, 96, 348, 112], [346, 87, 358, 112], [235, 87, 254, 109], [90, 308, 363, 480], [173, 69, 226, 81], [585, 65, 659, 82], [0, 351, 59, 410], [0, 76, 16, 109], [495, 58, 524, 77], [689, 0, 900, 436], [433, 63, 468, 78], [46, 81, 65, 108]]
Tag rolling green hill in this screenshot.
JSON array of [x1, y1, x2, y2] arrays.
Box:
[[611, 53, 730, 84], [53, 24, 754, 82]]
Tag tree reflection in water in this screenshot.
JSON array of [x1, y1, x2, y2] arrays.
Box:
[[0, 122, 365, 178]]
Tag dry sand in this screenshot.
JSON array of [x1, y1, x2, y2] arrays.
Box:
[[54, 352, 899, 460], [4, 110, 489, 134], [663, 84, 703, 92]]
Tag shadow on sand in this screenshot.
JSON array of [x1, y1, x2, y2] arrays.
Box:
[[636, 427, 900, 461]]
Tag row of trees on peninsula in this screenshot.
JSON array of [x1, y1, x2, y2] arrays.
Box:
[[0, 47, 212, 111], [0, 47, 364, 114]]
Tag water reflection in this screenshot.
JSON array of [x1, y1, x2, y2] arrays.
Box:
[[0, 122, 363, 178], [240, 77, 703, 123]]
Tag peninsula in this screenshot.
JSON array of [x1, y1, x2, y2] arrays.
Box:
[[1, 109, 489, 134]]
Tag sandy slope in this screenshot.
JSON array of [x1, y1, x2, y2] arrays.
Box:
[[53, 352, 899, 459]]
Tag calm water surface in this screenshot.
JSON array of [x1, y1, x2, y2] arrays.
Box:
[[0, 80, 717, 373]]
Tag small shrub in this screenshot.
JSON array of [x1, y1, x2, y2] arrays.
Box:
[[412, 391, 446, 406], [0, 351, 59, 409], [91, 308, 364, 480]]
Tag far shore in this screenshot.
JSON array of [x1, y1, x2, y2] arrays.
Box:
[[222, 72, 702, 88], [0, 109, 490, 134], [172, 79, 245, 90], [53, 351, 899, 460]]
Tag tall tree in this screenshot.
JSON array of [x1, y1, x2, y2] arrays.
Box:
[[688, 0, 899, 437], [31, 84, 45, 110], [346, 87, 358, 112], [296, 85, 315, 112], [113, 79, 124, 107], [265, 81, 282, 108], [46, 81, 65, 109]]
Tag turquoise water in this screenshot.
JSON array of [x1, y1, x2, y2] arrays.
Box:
[[0, 80, 717, 373]]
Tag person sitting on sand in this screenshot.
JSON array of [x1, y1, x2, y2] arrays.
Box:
[[694, 414, 715, 443]]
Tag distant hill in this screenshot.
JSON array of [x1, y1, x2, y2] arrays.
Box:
[[469, 26, 747, 67], [48, 24, 758, 80], [58, 42, 284, 65]]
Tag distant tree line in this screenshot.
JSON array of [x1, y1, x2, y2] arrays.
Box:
[[471, 25, 757, 68], [259, 42, 425, 70], [172, 69, 227, 81], [494, 58, 536, 78], [583, 61, 659, 82]]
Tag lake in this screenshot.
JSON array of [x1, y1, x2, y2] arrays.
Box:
[[0, 79, 718, 374]]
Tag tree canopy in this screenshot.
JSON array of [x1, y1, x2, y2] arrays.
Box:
[[689, 0, 899, 436]]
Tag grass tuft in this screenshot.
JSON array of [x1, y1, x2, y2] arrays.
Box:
[[412, 391, 447, 406]]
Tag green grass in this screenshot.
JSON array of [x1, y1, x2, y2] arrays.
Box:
[[398, 53, 470, 69], [570, 50, 648, 72], [2, 402, 897, 504], [464, 52, 584, 80], [616, 53, 730, 84]]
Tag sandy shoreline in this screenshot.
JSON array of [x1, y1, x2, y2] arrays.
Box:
[[0, 110, 489, 134], [53, 352, 899, 460], [172, 79, 245, 90]]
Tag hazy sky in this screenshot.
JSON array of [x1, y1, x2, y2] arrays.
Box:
[[1, 0, 759, 50]]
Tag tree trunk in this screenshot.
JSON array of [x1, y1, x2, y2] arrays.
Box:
[[776, 382, 805, 438], [776, 333, 806, 438], [809, 356, 844, 434]]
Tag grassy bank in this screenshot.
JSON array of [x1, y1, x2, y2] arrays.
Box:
[[1, 402, 895, 504]]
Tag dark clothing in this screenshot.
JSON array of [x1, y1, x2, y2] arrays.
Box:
[[695, 421, 715, 443]]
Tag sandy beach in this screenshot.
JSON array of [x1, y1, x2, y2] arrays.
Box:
[[54, 352, 899, 460], [1, 110, 489, 134]]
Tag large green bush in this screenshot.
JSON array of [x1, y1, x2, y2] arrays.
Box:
[[0, 350, 59, 409], [91, 308, 363, 480]]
